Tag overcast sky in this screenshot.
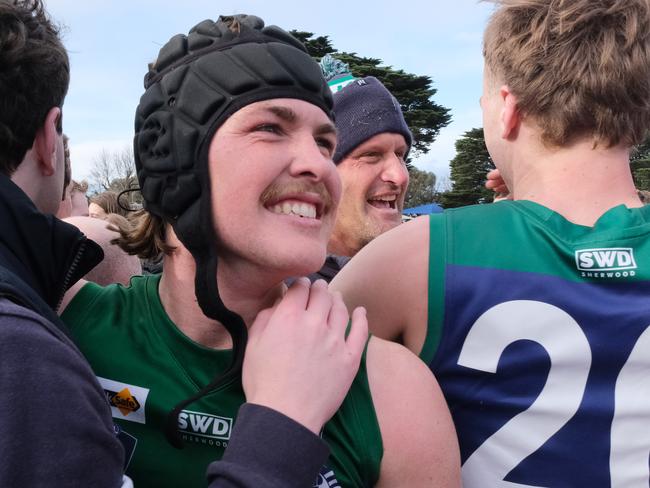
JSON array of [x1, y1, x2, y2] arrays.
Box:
[[46, 0, 494, 184]]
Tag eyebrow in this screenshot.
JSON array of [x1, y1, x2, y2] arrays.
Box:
[[265, 105, 336, 136], [267, 106, 296, 122], [314, 122, 337, 137]]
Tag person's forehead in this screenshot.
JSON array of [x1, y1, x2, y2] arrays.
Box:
[[352, 132, 408, 152], [231, 98, 332, 125]]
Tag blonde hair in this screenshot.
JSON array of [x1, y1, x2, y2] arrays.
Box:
[[89, 191, 127, 218], [483, 0, 650, 147]]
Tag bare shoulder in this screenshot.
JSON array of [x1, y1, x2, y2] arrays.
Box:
[[366, 336, 460, 487], [64, 216, 141, 287], [331, 216, 429, 348]]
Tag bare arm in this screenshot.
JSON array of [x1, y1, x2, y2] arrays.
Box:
[[331, 216, 430, 355], [367, 337, 460, 487]]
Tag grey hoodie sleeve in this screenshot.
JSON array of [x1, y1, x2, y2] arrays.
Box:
[[0, 300, 125, 488], [206, 403, 329, 488]]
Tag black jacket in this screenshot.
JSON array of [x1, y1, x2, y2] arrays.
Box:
[[0, 174, 127, 487], [0, 174, 103, 331]]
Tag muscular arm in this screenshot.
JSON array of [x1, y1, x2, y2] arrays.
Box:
[[367, 337, 460, 487], [331, 216, 430, 355]]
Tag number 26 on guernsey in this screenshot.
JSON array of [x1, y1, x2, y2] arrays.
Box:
[[458, 300, 649, 487]]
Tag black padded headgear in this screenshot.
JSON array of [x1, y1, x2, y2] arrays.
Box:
[[133, 14, 333, 448], [134, 14, 332, 246]]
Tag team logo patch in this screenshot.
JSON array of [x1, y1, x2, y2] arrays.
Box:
[[178, 410, 233, 447], [313, 467, 341, 488], [98, 376, 149, 424], [575, 248, 637, 278], [107, 388, 141, 416]]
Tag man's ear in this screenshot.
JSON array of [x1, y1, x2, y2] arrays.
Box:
[[499, 85, 520, 140], [33, 107, 61, 177]]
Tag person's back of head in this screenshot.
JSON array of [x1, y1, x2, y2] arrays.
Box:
[[0, 0, 69, 175], [89, 191, 126, 219], [484, 0, 650, 149]]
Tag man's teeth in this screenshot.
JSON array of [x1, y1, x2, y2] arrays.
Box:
[[368, 195, 397, 209], [270, 201, 317, 219]]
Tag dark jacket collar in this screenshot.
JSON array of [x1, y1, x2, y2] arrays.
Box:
[[0, 174, 103, 313]]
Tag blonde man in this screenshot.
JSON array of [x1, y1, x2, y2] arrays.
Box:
[[333, 0, 650, 486]]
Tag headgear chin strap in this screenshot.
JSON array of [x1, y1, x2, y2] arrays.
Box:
[[133, 14, 333, 448]]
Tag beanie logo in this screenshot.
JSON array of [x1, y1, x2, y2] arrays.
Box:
[[98, 376, 150, 424], [355, 79, 367, 86]]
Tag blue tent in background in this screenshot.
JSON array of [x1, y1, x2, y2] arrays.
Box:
[[403, 202, 443, 215]]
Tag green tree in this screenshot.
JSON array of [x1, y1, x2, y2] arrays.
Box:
[[291, 31, 451, 160], [630, 137, 650, 192], [440, 128, 494, 208], [404, 167, 436, 208]]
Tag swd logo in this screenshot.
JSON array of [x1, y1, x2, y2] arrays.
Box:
[[575, 248, 637, 278], [178, 410, 233, 441]]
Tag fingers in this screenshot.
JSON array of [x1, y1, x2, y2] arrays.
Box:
[[346, 306, 369, 363], [485, 168, 510, 196], [305, 279, 333, 321], [275, 276, 310, 313], [249, 307, 273, 338]]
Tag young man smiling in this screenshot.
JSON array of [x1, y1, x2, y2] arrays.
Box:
[[61, 14, 459, 488]]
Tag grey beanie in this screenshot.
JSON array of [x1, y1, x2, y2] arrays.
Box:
[[332, 76, 412, 163]]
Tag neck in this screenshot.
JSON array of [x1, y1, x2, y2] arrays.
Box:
[[158, 244, 285, 350], [327, 234, 356, 258], [10, 152, 51, 214], [508, 137, 642, 225]]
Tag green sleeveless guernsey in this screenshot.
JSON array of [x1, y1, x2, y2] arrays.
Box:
[[423, 200, 650, 487], [62, 274, 382, 487]]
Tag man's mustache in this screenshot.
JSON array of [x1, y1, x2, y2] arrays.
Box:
[[260, 181, 335, 212]]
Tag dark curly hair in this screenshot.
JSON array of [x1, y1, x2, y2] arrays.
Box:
[[0, 0, 69, 175]]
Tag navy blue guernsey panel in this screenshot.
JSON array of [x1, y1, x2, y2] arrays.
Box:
[[432, 266, 650, 487]]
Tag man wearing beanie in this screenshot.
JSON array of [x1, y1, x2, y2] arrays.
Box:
[[61, 14, 460, 488], [309, 70, 411, 282]]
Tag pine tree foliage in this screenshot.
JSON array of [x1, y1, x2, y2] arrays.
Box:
[[631, 137, 650, 192], [405, 167, 437, 208], [440, 128, 494, 208], [291, 31, 451, 160]]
